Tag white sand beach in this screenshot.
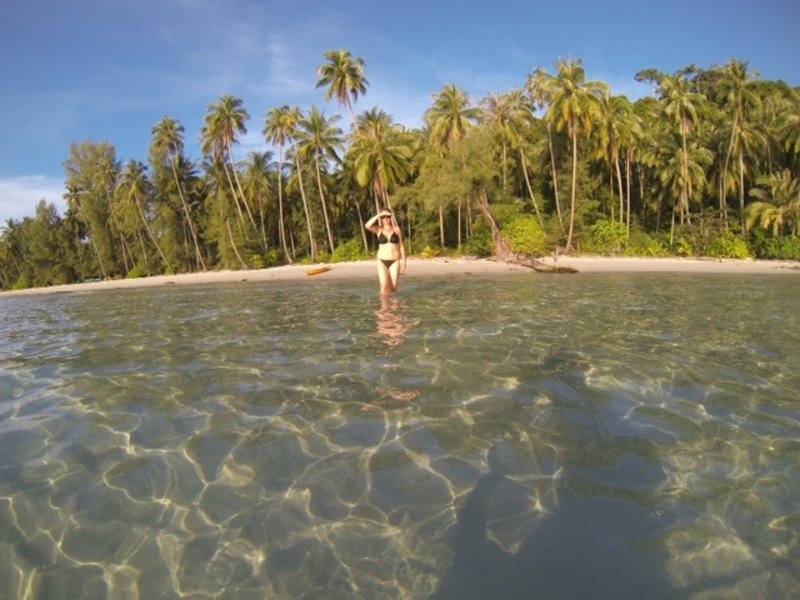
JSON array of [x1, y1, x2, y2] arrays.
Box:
[[2, 256, 798, 297]]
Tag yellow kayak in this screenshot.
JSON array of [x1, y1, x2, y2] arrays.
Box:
[[306, 265, 332, 276]]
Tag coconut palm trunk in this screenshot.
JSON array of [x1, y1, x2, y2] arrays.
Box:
[[226, 138, 258, 232], [225, 218, 248, 269], [519, 148, 544, 227], [170, 158, 206, 270], [133, 192, 171, 270], [547, 123, 564, 231], [275, 153, 291, 262], [314, 155, 336, 254], [294, 148, 317, 262]]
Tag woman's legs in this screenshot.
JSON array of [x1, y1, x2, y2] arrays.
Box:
[[377, 260, 392, 294], [388, 260, 401, 291], [376, 259, 401, 293]]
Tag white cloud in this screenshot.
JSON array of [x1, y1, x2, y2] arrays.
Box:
[[0, 176, 67, 224]]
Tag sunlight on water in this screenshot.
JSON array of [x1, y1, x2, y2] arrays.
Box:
[[1, 274, 799, 599]]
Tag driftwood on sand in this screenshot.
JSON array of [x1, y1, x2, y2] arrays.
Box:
[[477, 189, 578, 274]]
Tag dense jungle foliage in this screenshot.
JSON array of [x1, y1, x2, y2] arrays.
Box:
[[2, 52, 799, 290]]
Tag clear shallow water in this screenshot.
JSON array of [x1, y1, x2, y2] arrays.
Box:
[[1, 274, 799, 599]]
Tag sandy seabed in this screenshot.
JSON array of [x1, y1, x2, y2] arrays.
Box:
[[3, 256, 798, 297]]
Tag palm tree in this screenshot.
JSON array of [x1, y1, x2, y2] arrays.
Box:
[[284, 107, 317, 261], [481, 90, 544, 225], [716, 59, 761, 228], [298, 106, 344, 254], [643, 136, 714, 244], [0, 219, 23, 285], [64, 184, 109, 279], [118, 160, 172, 271], [349, 108, 413, 212], [264, 105, 295, 262], [481, 92, 516, 192], [547, 58, 608, 251], [595, 95, 641, 228], [747, 169, 800, 236], [316, 49, 369, 128], [781, 86, 800, 159], [425, 85, 481, 241], [150, 117, 206, 270], [200, 95, 258, 232], [425, 84, 481, 151], [527, 67, 564, 230], [242, 151, 274, 252], [656, 73, 706, 227]]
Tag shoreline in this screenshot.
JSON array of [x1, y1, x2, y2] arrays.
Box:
[[2, 256, 798, 297]]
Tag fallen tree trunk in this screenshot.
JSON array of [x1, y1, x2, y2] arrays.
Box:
[[477, 188, 578, 274]]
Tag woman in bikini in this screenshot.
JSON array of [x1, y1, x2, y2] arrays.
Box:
[[365, 209, 406, 294]]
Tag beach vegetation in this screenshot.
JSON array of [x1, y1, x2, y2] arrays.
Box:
[[503, 214, 547, 256], [748, 228, 800, 260], [623, 228, 667, 257], [585, 220, 629, 255], [706, 233, 752, 259], [3, 51, 800, 290], [330, 237, 371, 262]]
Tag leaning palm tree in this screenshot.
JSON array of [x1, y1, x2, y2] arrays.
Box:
[[264, 105, 295, 262], [150, 117, 206, 270], [298, 106, 344, 254], [527, 67, 564, 229], [316, 49, 369, 128], [64, 185, 109, 279], [201, 95, 258, 232], [242, 151, 274, 251], [118, 160, 172, 271], [481, 90, 544, 226], [547, 58, 609, 251], [284, 107, 317, 261]]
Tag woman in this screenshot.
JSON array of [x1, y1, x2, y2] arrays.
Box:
[[365, 209, 406, 294]]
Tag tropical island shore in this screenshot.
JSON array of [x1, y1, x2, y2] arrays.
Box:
[[2, 256, 798, 297]]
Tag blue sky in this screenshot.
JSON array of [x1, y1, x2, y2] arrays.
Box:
[[1, 0, 798, 224]]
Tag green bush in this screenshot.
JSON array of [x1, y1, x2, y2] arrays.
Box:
[[585, 219, 628, 255], [126, 265, 149, 279], [671, 236, 694, 256], [460, 222, 494, 257], [331, 238, 371, 263], [502, 215, 547, 256], [249, 254, 267, 270], [11, 277, 29, 290], [706, 233, 751, 259], [624, 228, 667, 257], [247, 250, 284, 270], [420, 245, 443, 258], [748, 229, 800, 260]]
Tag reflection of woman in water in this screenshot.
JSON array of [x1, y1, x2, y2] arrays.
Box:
[[364, 209, 406, 294], [366, 295, 421, 410], [376, 294, 419, 353]]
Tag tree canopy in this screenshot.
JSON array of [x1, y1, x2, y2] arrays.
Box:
[[2, 53, 800, 290]]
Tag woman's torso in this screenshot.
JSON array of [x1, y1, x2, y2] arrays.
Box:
[[376, 227, 401, 260]]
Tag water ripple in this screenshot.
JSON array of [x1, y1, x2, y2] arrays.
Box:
[[0, 275, 798, 598]]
